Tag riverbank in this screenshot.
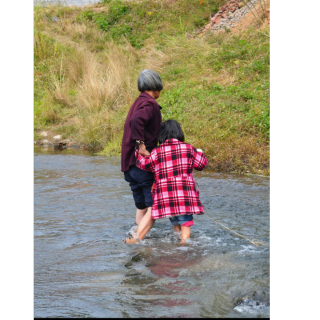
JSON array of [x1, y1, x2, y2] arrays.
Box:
[[35, 130, 103, 151], [34, 0, 270, 175]]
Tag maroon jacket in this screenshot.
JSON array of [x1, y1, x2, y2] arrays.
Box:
[[121, 92, 162, 172]]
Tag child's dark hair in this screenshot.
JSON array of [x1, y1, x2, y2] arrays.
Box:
[[158, 120, 185, 144]]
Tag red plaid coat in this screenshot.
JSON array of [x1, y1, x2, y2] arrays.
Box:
[[136, 138, 208, 219]]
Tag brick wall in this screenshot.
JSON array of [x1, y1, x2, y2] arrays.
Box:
[[34, 0, 102, 6]]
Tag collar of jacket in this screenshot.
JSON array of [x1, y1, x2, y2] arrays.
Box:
[[139, 92, 162, 109], [163, 138, 181, 145]]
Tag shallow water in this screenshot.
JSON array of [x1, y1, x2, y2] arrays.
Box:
[[34, 147, 270, 318]]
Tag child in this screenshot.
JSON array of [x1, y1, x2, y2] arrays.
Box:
[[131, 119, 208, 243]]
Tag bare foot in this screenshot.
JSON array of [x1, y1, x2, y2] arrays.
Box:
[[125, 237, 138, 244], [124, 229, 140, 244]]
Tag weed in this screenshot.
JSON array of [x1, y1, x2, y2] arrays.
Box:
[[76, 10, 95, 22]]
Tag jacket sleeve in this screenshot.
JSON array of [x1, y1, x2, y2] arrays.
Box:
[[192, 147, 208, 171], [130, 102, 154, 141], [136, 149, 158, 172]]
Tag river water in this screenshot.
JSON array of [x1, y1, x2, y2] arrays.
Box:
[[34, 147, 270, 318]]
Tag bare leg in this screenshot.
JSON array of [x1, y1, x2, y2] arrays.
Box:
[[180, 226, 191, 243], [173, 225, 181, 233], [137, 207, 154, 240], [125, 207, 154, 244], [136, 208, 147, 225]]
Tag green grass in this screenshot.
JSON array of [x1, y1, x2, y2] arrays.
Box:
[[74, 0, 226, 48]]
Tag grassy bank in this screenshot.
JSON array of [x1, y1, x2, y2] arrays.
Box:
[[34, 0, 270, 175]]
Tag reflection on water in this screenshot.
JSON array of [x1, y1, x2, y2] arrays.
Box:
[[34, 147, 270, 318]]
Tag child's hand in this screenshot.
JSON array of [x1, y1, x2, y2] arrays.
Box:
[[197, 148, 203, 153]]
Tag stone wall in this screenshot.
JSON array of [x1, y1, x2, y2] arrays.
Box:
[[34, 0, 102, 6]]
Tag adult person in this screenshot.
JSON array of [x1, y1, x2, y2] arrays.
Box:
[[121, 69, 163, 243]]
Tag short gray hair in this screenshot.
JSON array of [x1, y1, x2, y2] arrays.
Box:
[[137, 69, 163, 92]]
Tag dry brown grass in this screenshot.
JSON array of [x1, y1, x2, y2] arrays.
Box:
[[64, 43, 138, 142], [139, 43, 170, 72], [214, 69, 237, 86], [203, 135, 269, 175], [49, 61, 73, 107]]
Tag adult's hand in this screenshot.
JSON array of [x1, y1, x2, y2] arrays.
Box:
[[139, 143, 150, 156]]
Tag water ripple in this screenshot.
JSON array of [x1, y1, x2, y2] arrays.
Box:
[[34, 148, 269, 318]]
